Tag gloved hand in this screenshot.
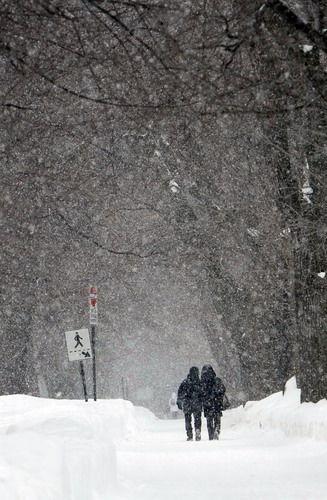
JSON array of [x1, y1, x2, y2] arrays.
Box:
[[177, 400, 182, 411]]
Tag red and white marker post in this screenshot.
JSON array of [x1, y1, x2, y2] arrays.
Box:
[[89, 286, 98, 401]]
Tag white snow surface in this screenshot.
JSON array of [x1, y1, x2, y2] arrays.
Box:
[[1, 378, 327, 499]]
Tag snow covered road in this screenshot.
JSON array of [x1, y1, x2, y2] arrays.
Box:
[[118, 417, 327, 500], [1, 386, 327, 499]]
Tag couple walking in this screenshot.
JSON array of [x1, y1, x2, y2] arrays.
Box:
[[177, 365, 226, 441]]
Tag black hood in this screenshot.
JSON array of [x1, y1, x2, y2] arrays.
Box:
[[201, 364, 216, 383], [188, 366, 200, 383]]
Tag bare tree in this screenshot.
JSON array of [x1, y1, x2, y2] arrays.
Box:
[[1, 0, 326, 404]]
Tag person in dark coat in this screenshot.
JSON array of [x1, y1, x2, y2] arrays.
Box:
[[177, 366, 202, 441], [201, 364, 226, 440]]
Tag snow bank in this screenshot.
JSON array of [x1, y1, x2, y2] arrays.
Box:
[[226, 377, 327, 441], [0, 396, 156, 500]]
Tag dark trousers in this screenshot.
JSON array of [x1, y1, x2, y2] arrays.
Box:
[[206, 413, 221, 440], [184, 411, 201, 438]]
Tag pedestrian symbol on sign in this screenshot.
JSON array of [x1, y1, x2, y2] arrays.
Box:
[[74, 332, 83, 348]]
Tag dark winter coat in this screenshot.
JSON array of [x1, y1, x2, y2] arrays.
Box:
[[201, 365, 226, 417], [177, 367, 202, 414]]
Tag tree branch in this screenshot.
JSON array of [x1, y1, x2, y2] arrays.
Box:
[[55, 210, 161, 258], [257, 0, 327, 53]]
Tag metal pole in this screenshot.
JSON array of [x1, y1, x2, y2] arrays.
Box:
[[79, 361, 88, 402], [91, 325, 97, 401]]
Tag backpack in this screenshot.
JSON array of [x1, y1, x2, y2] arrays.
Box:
[[222, 394, 231, 410]]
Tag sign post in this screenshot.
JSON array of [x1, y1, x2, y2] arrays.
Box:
[[79, 360, 88, 402], [65, 328, 93, 402], [89, 286, 97, 401]]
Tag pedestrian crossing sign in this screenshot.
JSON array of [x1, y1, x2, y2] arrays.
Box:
[[65, 328, 93, 362]]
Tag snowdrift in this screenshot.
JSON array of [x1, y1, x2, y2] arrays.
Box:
[[0, 396, 155, 500], [226, 377, 327, 441], [1, 380, 326, 499]]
